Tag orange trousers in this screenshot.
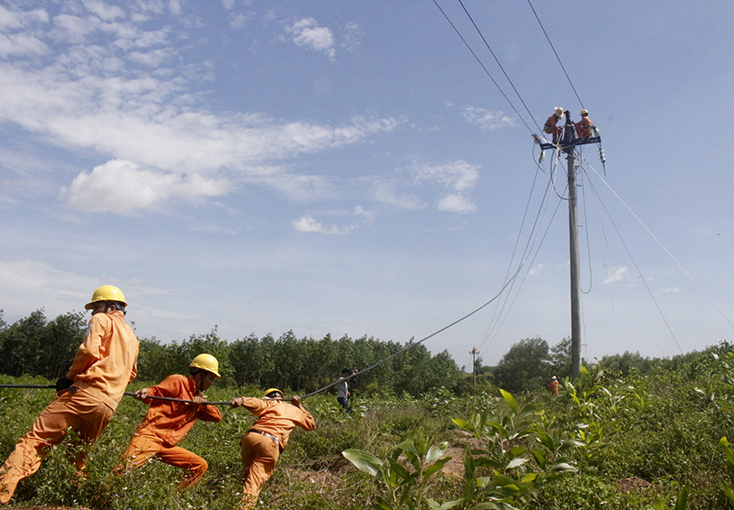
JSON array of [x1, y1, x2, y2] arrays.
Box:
[[0, 391, 113, 504], [239, 432, 280, 509], [115, 431, 208, 488]]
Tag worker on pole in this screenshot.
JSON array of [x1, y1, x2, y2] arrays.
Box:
[[543, 107, 564, 143], [0, 285, 139, 505], [230, 389, 316, 509], [575, 109, 594, 139], [113, 354, 223, 488]]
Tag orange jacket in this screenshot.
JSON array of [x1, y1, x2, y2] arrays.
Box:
[[66, 310, 139, 411], [575, 116, 593, 138], [543, 114, 562, 134], [240, 398, 316, 449], [135, 374, 222, 447]]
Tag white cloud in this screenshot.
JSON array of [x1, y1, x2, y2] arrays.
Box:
[[660, 286, 681, 293], [286, 18, 335, 61], [83, 1, 125, 22], [342, 22, 361, 51], [409, 160, 479, 192], [438, 193, 475, 213], [602, 266, 631, 285], [62, 159, 230, 214], [354, 205, 376, 225], [292, 215, 356, 235], [408, 160, 479, 212], [528, 263, 549, 277], [0, 5, 49, 29], [462, 107, 514, 131], [0, 33, 47, 57], [0, 4, 398, 214], [364, 176, 425, 210]]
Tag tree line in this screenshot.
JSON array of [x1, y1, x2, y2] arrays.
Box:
[[0, 309, 461, 397], [1, 309, 687, 397]]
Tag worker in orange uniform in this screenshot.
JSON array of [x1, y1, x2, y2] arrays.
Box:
[[547, 376, 560, 395], [114, 354, 223, 488], [575, 109, 594, 138], [543, 107, 564, 143], [0, 285, 139, 505], [230, 389, 316, 509]]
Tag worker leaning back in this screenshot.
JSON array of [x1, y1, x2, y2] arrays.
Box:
[[0, 285, 139, 505]]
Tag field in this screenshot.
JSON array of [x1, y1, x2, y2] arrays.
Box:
[[3, 342, 734, 509]]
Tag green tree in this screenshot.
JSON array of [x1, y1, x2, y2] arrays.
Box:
[[493, 337, 553, 393]]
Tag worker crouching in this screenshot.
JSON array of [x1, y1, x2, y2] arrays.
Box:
[[113, 354, 222, 488], [230, 389, 316, 510]]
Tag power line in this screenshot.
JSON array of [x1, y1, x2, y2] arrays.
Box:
[[585, 159, 734, 332], [456, 0, 543, 132], [431, 0, 535, 134], [580, 164, 683, 354], [526, 0, 585, 109], [302, 269, 523, 399]]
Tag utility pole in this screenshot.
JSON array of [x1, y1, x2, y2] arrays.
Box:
[[470, 347, 479, 387], [563, 111, 582, 378]]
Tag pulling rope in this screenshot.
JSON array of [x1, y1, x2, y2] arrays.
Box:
[[301, 272, 521, 399], [3, 274, 523, 405]]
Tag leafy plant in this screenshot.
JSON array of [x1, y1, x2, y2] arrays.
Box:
[[342, 430, 457, 510]]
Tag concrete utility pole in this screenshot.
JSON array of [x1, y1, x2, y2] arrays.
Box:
[[563, 112, 582, 378], [470, 347, 479, 387]]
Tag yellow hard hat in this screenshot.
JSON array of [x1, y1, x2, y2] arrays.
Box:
[[189, 354, 221, 377], [264, 388, 283, 398], [554, 107, 563, 116], [85, 285, 127, 310], [580, 109, 589, 116]]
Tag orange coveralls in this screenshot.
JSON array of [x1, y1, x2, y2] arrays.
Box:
[[0, 310, 138, 504], [543, 114, 563, 142], [547, 379, 560, 395], [575, 115, 594, 138], [115, 374, 222, 487], [238, 398, 316, 509]]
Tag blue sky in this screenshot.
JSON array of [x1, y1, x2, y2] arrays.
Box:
[[2, 0, 733, 368]]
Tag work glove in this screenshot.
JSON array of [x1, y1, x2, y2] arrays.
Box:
[[55, 376, 74, 392]]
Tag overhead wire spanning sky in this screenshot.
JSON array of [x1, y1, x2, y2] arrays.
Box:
[[2, 0, 734, 368]]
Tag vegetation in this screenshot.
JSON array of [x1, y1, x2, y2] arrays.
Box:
[[2, 309, 734, 509], [0, 309, 461, 397]]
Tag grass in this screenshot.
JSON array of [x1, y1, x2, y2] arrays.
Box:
[[3, 345, 734, 509]]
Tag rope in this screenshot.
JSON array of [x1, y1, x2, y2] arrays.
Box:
[[585, 160, 734, 331], [580, 166, 683, 354], [302, 271, 522, 399]]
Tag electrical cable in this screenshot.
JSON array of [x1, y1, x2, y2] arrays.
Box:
[[479, 160, 564, 349], [585, 160, 734, 331], [580, 165, 683, 354], [525, 0, 585, 109], [578, 158, 594, 294], [302, 269, 523, 399], [456, 0, 543, 133], [482, 160, 548, 344], [479, 185, 566, 351], [431, 0, 535, 134]]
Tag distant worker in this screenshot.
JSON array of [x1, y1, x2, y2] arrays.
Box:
[[0, 285, 139, 505], [230, 389, 316, 509], [547, 376, 560, 395], [575, 109, 594, 139], [114, 354, 223, 488], [543, 107, 564, 143], [336, 368, 357, 414]]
